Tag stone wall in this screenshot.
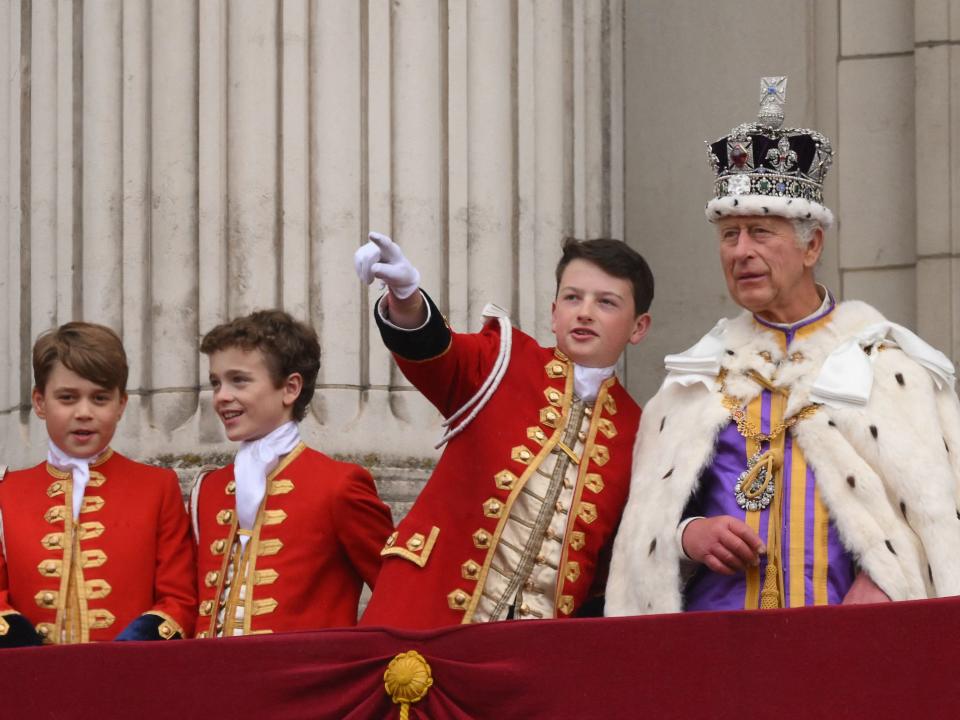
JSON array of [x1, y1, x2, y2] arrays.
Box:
[[914, 0, 960, 365]]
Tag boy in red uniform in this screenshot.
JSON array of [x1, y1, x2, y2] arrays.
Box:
[[0, 322, 197, 646], [192, 310, 393, 637], [354, 234, 653, 627]]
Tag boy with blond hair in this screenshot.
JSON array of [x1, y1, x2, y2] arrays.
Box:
[[0, 322, 197, 646]]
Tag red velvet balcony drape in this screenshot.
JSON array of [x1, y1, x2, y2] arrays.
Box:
[[2, 597, 959, 719]]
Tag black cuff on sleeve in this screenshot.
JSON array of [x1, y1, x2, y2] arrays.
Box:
[[115, 614, 182, 642], [0, 614, 43, 648], [375, 289, 452, 361]]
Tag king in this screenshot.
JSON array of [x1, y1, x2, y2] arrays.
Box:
[[605, 77, 960, 614]]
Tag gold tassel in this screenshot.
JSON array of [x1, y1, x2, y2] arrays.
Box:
[[757, 450, 784, 610], [759, 455, 784, 608], [759, 558, 781, 609]]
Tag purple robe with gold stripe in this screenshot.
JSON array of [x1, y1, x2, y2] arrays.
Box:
[[684, 300, 856, 610]]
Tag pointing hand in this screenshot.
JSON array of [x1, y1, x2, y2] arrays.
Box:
[[353, 232, 421, 300]]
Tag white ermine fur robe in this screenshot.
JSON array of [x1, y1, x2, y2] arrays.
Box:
[[606, 300, 960, 615]]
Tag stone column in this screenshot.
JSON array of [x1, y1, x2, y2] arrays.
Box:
[[915, 0, 960, 364], [835, 0, 918, 328], [148, 0, 200, 442]]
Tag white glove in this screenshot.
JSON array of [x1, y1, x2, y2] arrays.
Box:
[[353, 232, 422, 300]]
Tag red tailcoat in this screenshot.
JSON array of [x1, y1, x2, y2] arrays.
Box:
[[361, 294, 641, 628], [192, 444, 394, 636], [0, 450, 197, 643]]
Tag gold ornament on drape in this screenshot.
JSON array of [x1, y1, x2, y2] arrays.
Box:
[[384, 650, 433, 719]]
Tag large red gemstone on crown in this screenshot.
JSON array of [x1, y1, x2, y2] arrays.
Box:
[[731, 146, 748, 168]]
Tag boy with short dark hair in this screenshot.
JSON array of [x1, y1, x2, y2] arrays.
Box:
[[192, 309, 393, 637], [554, 238, 655, 319], [0, 322, 197, 646], [354, 233, 653, 628]]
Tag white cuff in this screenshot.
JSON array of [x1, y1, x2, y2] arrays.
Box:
[[676, 516, 704, 562], [376, 290, 432, 332]]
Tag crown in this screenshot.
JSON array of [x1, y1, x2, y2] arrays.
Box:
[[705, 77, 834, 228]]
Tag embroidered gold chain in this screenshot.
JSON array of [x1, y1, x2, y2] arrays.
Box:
[[718, 369, 820, 443]]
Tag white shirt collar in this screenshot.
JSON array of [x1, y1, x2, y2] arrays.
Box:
[[233, 421, 301, 537], [573, 363, 616, 402], [47, 441, 95, 519]]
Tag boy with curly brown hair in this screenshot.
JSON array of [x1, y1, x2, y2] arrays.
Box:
[[191, 309, 393, 637]]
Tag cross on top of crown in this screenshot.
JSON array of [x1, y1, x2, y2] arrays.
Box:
[[758, 76, 787, 129]]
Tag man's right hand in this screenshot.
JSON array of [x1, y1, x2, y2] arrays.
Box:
[[354, 232, 422, 300], [681, 516, 765, 575]]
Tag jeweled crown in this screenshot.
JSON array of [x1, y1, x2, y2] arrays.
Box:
[[704, 77, 835, 228]]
